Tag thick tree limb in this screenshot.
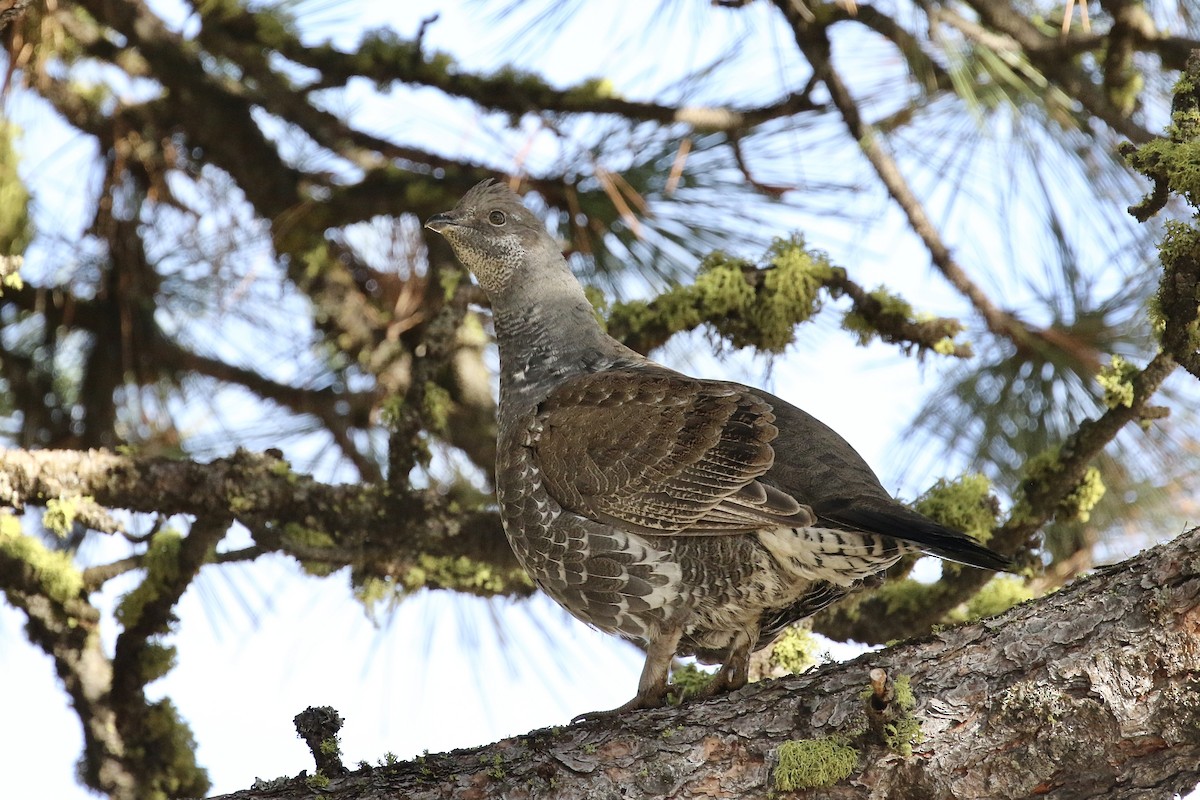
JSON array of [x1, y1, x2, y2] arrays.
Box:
[[207, 526, 1200, 800]]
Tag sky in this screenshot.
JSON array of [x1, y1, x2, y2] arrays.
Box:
[[1, 0, 1196, 797]]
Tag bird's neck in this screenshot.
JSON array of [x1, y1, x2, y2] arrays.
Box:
[[492, 288, 639, 412]]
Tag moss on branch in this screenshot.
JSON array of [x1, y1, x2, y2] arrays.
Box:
[[913, 474, 1000, 544], [0, 512, 85, 604], [1124, 52, 1200, 381], [773, 737, 860, 790], [0, 448, 525, 600], [605, 236, 970, 357]]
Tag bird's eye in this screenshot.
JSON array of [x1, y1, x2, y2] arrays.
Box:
[[488, 210, 507, 226]]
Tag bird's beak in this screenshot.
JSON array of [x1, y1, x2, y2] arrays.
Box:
[[425, 212, 455, 233]]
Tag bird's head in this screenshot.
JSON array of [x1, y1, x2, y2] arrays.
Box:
[[425, 179, 562, 298]]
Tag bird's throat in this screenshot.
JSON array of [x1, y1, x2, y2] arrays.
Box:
[[492, 298, 635, 411]]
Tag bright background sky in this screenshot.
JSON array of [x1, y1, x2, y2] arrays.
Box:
[[2, 1, 1195, 797]]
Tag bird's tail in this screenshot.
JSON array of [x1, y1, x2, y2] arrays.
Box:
[[821, 504, 1016, 572]]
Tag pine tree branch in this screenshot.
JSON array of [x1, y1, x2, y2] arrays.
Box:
[[814, 347, 1176, 644], [207, 526, 1200, 800], [958, 0, 1157, 143], [0, 0, 33, 33], [603, 253, 970, 358], [0, 517, 137, 798], [773, 4, 1043, 350], [0, 448, 528, 597]]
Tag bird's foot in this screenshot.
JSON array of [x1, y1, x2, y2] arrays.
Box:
[[689, 671, 737, 701], [571, 687, 668, 723]]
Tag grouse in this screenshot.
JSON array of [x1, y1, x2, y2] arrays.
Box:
[[426, 179, 1012, 717]]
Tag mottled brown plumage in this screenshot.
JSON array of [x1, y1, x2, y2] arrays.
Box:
[[426, 179, 1011, 718]]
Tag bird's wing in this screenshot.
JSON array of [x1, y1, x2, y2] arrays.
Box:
[[529, 371, 815, 535]]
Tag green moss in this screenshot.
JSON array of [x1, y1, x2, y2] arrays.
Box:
[[130, 698, 210, 799], [1011, 448, 1107, 525], [306, 772, 331, 789], [773, 737, 859, 790], [378, 394, 406, 428], [406, 554, 497, 592], [842, 285, 914, 346], [746, 237, 834, 351], [0, 122, 33, 256], [421, 381, 453, 434], [281, 523, 336, 550], [1097, 354, 1139, 409], [933, 336, 958, 355], [694, 252, 757, 318], [357, 555, 533, 606], [0, 255, 22, 293], [840, 282, 966, 355], [913, 474, 999, 543], [269, 458, 296, 478], [563, 77, 618, 103], [882, 675, 923, 756], [770, 625, 819, 675], [137, 642, 179, 684], [1063, 466, 1106, 523], [0, 514, 85, 604], [667, 662, 714, 704], [43, 496, 92, 538], [1128, 139, 1200, 207], [481, 753, 505, 779], [116, 530, 184, 629], [320, 738, 341, 756], [227, 494, 253, 514], [698, 237, 833, 352], [857, 674, 923, 756], [892, 674, 915, 709], [606, 235, 833, 354], [947, 575, 1035, 622]]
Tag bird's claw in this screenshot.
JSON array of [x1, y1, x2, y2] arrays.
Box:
[[571, 687, 668, 723]]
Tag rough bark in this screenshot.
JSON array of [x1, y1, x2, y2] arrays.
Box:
[[207, 526, 1200, 800]]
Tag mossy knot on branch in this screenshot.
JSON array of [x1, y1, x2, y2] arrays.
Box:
[[1012, 447, 1106, 526], [294, 705, 348, 778], [605, 234, 833, 354]]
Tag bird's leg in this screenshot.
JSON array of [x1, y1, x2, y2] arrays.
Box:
[[690, 630, 754, 700], [572, 620, 684, 722]]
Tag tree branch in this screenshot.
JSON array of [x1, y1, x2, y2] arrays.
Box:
[[603, 241, 970, 358], [958, 0, 1156, 143], [0, 448, 528, 596], [815, 347, 1176, 644], [207, 526, 1200, 800], [0, 516, 138, 798]]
